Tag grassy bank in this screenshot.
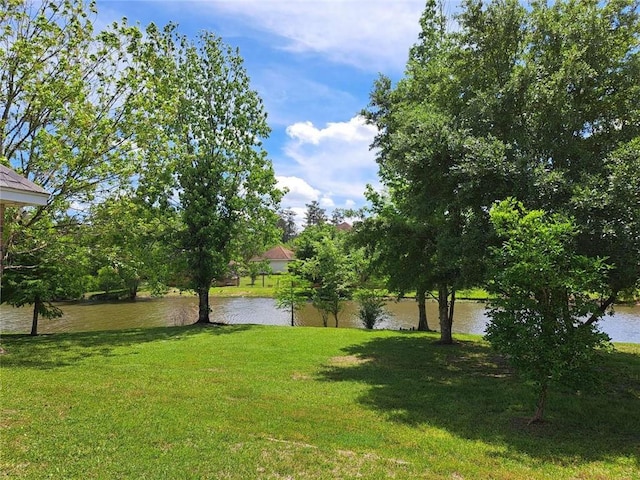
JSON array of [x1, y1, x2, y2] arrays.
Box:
[[2, 326, 638, 479], [205, 277, 492, 301]]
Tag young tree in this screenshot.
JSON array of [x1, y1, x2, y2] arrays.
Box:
[[354, 289, 387, 330], [274, 274, 311, 326], [2, 217, 89, 335], [171, 32, 281, 323], [300, 235, 355, 327], [485, 199, 612, 423]]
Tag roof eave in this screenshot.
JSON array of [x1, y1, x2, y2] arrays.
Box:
[[0, 188, 49, 206]]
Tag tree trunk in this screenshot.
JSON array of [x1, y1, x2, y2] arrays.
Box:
[[128, 280, 139, 300], [584, 293, 616, 326], [438, 284, 453, 344], [334, 311, 339, 328], [197, 286, 211, 323], [529, 382, 548, 424], [449, 288, 456, 327], [30, 295, 40, 336], [416, 289, 430, 331]]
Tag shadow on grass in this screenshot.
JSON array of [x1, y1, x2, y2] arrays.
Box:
[[320, 333, 640, 465], [0, 323, 252, 369]]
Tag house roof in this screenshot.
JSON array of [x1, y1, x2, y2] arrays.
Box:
[[336, 222, 352, 231], [0, 165, 49, 206], [254, 245, 295, 261]]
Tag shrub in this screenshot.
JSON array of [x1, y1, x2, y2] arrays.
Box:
[[355, 289, 387, 329]]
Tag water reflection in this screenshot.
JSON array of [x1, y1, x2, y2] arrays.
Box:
[[1, 296, 638, 343]]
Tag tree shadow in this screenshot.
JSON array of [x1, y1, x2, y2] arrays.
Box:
[[320, 334, 640, 465], [0, 323, 252, 370]]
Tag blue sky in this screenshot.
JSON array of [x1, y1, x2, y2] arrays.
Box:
[[95, 1, 435, 223]]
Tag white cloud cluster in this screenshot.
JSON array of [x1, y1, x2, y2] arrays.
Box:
[[276, 115, 379, 214], [286, 116, 375, 146], [206, 0, 426, 72]]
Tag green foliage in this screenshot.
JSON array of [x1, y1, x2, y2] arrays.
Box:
[[96, 266, 124, 294], [291, 223, 337, 262], [485, 199, 613, 422], [1, 1, 180, 321], [299, 234, 356, 327], [274, 274, 311, 326], [166, 31, 281, 322], [1, 217, 89, 334], [354, 289, 387, 329], [245, 259, 272, 286], [362, 0, 640, 343], [88, 196, 178, 299]]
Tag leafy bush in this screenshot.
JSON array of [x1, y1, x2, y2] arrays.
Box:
[[355, 289, 387, 329]]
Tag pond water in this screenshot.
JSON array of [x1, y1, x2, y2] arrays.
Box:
[[1, 295, 639, 343]]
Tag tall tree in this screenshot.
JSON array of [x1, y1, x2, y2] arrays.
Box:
[[171, 32, 281, 323], [363, 1, 488, 343], [277, 208, 298, 243], [330, 208, 345, 226], [363, 0, 640, 342], [304, 200, 327, 228]]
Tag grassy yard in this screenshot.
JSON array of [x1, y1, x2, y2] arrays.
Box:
[[205, 276, 493, 301], [1, 326, 638, 479], [209, 276, 282, 298]]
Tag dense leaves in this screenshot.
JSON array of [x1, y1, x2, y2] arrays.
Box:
[[171, 32, 281, 323], [485, 200, 613, 422]]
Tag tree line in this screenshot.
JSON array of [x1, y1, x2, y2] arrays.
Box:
[[1, 0, 638, 423]]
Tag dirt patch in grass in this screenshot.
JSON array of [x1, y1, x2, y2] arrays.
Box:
[[328, 355, 370, 367]]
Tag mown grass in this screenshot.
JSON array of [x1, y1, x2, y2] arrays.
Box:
[[1, 326, 638, 479], [205, 277, 494, 301], [209, 276, 281, 298]]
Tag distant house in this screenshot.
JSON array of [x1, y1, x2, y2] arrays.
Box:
[[336, 222, 352, 232], [252, 245, 295, 273]]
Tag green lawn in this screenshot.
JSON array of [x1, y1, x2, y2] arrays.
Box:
[[1, 326, 638, 479], [206, 277, 494, 301], [210, 276, 281, 297]]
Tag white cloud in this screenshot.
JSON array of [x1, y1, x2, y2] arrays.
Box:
[[319, 196, 335, 209], [286, 116, 375, 146], [202, 0, 427, 72], [276, 175, 320, 204], [276, 115, 379, 211]]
